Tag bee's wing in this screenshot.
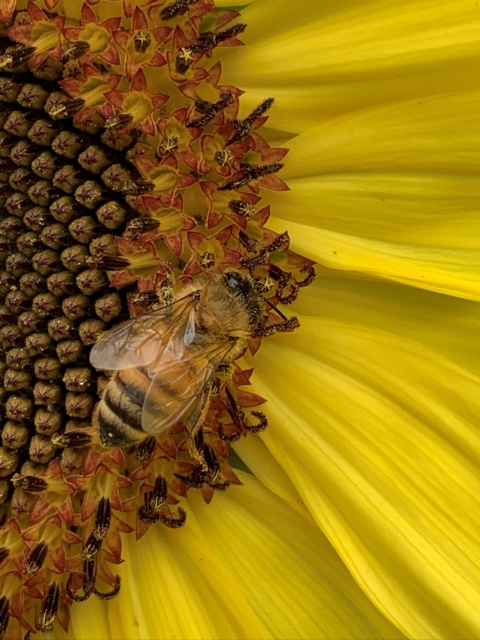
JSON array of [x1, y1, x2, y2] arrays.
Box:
[[141, 341, 235, 435], [89, 293, 198, 371]]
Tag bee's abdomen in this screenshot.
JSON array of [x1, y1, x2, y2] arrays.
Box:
[[97, 368, 150, 447]]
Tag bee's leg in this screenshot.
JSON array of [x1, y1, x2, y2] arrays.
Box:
[[218, 387, 245, 442], [185, 383, 215, 470]]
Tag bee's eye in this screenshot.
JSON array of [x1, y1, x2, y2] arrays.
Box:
[[224, 271, 252, 298]]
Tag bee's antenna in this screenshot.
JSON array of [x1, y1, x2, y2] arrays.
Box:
[[263, 297, 288, 322], [259, 297, 300, 334]]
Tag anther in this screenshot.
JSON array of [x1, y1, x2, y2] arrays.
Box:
[[81, 532, 102, 560], [135, 435, 157, 462], [203, 444, 221, 483], [23, 541, 48, 578], [151, 476, 168, 510], [122, 180, 154, 196], [126, 216, 160, 235], [238, 231, 259, 252], [0, 45, 36, 71], [11, 473, 48, 493], [190, 24, 247, 54], [225, 387, 246, 429], [161, 0, 199, 20], [187, 92, 234, 129], [38, 582, 60, 633], [93, 497, 111, 540], [104, 113, 134, 131], [51, 431, 92, 448], [241, 232, 289, 269], [227, 98, 274, 145], [63, 41, 91, 61], [45, 94, 86, 120], [0, 595, 10, 639], [218, 162, 284, 191], [89, 255, 131, 271]]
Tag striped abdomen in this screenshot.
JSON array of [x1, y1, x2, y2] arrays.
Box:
[[96, 363, 198, 448]]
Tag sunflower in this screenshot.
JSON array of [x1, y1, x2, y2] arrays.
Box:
[[0, 0, 479, 639]]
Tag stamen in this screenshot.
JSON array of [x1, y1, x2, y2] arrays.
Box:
[[241, 232, 289, 269], [63, 42, 91, 62], [189, 24, 247, 54], [227, 98, 274, 145], [187, 93, 234, 129], [51, 431, 93, 448], [160, 0, 199, 21], [135, 435, 157, 462], [0, 596, 10, 639], [104, 113, 134, 131], [11, 473, 48, 493], [0, 46, 36, 71], [93, 497, 111, 540], [82, 533, 102, 560], [39, 582, 60, 632], [23, 541, 48, 578], [218, 162, 284, 191]]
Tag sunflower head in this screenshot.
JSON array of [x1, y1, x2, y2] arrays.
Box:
[[0, 1, 315, 637]]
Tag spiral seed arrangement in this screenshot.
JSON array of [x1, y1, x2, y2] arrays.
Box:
[[0, 3, 315, 637]]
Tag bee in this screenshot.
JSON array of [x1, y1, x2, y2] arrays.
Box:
[[89, 270, 262, 452]]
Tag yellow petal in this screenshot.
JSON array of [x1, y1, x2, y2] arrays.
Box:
[[249, 317, 480, 639], [233, 432, 306, 514], [188, 474, 405, 640], [222, 0, 480, 133], [70, 472, 404, 640], [265, 91, 480, 299], [293, 268, 480, 376]]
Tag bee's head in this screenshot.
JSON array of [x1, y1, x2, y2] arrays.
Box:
[[223, 270, 262, 329]]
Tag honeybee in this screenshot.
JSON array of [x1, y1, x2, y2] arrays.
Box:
[[89, 271, 262, 450]]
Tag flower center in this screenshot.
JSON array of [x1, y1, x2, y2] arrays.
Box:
[[0, 3, 316, 637]]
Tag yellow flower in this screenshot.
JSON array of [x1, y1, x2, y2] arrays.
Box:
[[0, 0, 479, 639]]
